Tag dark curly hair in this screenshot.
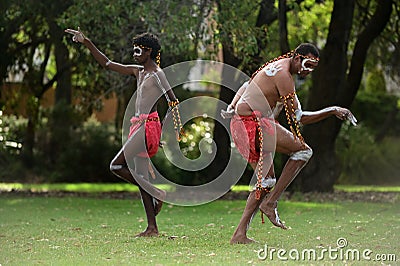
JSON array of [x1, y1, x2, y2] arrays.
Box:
[[294, 43, 319, 59], [132, 33, 161, 61]]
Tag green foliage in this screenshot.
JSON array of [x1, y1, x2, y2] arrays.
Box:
[[336, 124, 400, 185], [0, 112, 26, 152], [351, 89, 400, 136], [50, 116, 120, 183], [214, 0, 262, 64], [365, 68, 386, 93], [337, 65, 399, 186], [0, 112, 27, 181], [179, 117, 214, 159], [0, 111, 119, 183], [287, 0, 333, 46], [2, 0, 400, 190]]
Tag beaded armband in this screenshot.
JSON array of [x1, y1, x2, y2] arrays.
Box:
[[168, 100, 184, 141], [280, 92, 304, 144]]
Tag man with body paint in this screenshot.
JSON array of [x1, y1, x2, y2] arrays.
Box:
[[222, 43, 357, 244], [65, 28, 183, 237]]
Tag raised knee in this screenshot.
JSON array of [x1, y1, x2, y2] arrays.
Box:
[[290, 147, 313, 161]]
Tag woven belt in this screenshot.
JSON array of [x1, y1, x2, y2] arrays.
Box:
[[131, 117, 160, 125]]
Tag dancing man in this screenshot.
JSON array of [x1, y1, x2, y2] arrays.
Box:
[[65, 28, 182, 237], [222, 43, 357, 244]]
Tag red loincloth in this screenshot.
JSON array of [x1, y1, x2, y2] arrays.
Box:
[[129, 112, 162, 158], [230, 111, 275, 163]]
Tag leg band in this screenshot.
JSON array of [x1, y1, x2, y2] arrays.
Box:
[[290, 148, 313, 161], [261, 176, 276, 188], [110, 164, 123, 171], [253, 176, 276, 190]]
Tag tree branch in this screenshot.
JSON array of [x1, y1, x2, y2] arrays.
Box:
[[342, 0, 394, 106]]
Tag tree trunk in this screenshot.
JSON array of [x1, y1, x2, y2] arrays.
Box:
[[21, 95, 40, 168], [49, 20, 73, 161], [207, 45, 241, 180], [294, 0, 356, 192], [278, 0, 290, 54], [295, 0, 393, 192]]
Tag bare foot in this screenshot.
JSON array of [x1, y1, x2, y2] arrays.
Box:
[[135, 228, 159, 237], [259, 201, 287, 230], [230, 235, 257, 244]]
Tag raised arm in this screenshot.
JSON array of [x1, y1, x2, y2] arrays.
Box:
[[65, 28, 142, 77]]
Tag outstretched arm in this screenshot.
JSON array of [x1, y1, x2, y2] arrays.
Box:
[[300, 106, 357, 126], [65, 28, 142, 77]]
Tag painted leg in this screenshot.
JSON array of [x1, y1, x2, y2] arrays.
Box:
[[110, 165, 166, 201], [230, 190, 268, 244], [135, 187, 159, 237], [133, 156, 163, 237], [259, 158, 308, 229]]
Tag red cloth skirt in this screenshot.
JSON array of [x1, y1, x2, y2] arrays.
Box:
[[230, 111, 275, 163], [129, 112, 162, 158]]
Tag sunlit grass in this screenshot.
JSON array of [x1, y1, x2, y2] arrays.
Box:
[[0, 183, 173, 193], [0, 196, 398, 265], [2, 183, 400, 194], [334, 185, 400, 192]]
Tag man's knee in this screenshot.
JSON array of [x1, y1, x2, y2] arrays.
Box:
[[290, 146, 313, 162]]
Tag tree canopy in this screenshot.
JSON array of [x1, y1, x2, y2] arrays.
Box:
[[1, 0, 399, 189]]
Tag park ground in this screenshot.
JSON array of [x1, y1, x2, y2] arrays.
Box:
[[0, 185, 399, 265]]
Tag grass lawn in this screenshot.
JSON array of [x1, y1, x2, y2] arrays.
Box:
[[0, 192, 399, 265]]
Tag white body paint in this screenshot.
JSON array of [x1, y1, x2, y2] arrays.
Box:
[[264, 62, 283, 77]]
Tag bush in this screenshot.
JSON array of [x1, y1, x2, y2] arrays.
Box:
[[51, 116, 120, 183], [0, 112, 28, 182], [0, 111, 120, 183], [336, 123, 400, 185]]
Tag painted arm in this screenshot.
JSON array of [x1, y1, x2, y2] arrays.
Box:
[[153, 71, 183, 141], [300, 106, 357, 126], [65, 28, 142, 77]]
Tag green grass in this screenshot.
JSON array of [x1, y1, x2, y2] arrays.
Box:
[[0, 183, 174, 193], [0, 195, 399, 265]]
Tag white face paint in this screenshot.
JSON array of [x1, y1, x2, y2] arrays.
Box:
[[301, 58, 318, 72], [133, 46, 143, 57], [264, 62, 283, 76]]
